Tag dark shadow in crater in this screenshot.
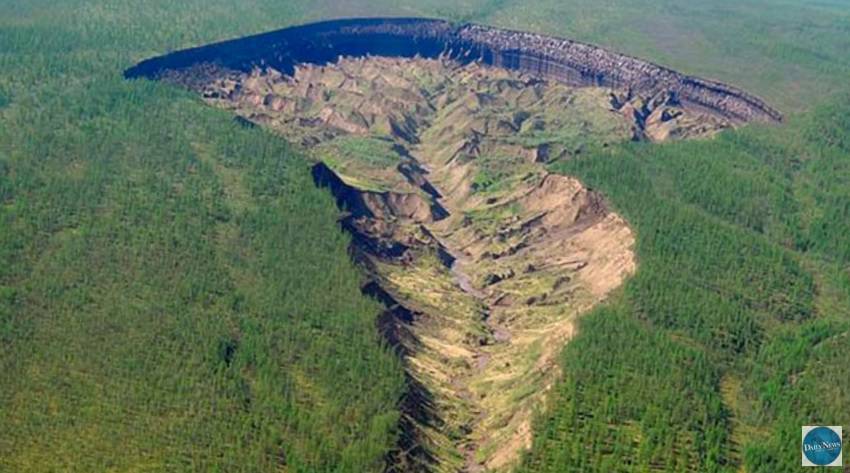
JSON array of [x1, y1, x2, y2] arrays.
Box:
[[125, 17, 781, 123]]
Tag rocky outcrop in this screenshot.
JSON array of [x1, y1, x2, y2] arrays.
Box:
[[126, 17, 781, 124]]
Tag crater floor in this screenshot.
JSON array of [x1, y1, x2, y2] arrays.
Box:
[[166, 55, 702, 471]]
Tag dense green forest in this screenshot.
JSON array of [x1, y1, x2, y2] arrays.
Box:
[[0, 1, 408, 471], [1, 0, 849, 471], [518, 97, 850, 472]]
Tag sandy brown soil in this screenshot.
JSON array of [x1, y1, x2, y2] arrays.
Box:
[[165, 56, 669, 471]]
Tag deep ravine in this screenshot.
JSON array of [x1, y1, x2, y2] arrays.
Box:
[[177, 56, 639, 471], [127, 18, 780, 467]]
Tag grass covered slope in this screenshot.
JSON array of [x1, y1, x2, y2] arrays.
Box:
[[519, 98, 850, 472]]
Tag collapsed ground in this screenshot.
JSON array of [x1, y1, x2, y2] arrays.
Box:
[[165, 56, 741, 471]]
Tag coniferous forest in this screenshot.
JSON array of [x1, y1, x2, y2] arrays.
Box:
[[520, 99, 850, 472], [1, 0, 849, 472]]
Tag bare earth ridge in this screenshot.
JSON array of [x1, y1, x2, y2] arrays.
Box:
[[137, 18, 778, 469], [164, 56, 644, 471]]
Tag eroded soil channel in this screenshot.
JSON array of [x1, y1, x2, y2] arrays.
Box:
[[177, 57, 641, 472], [129, 18, 780, 473]]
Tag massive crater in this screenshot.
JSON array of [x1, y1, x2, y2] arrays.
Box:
[[126, 18, 779, 473]]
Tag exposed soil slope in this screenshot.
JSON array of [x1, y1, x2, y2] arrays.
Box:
[[163, 56, 641, 471], [130, 18, 781, 473], [125, 18, 782, 125]]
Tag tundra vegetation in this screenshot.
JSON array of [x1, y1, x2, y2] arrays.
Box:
[[1, 0, 849, 472]]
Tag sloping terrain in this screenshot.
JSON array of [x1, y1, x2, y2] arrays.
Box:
[[4, 2, 850, 473], [121, 15, 815, 473], [125, 18, 782, 126], [145, 17, 791, 468], [219, 56, 635, 472], [158, 54, 743, 470], [516, 96, 850, 473]]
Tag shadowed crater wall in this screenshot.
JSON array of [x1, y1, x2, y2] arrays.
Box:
[[125, 17, 781, 124]]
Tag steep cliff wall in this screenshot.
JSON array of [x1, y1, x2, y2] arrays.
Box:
[[125, 17, 781, 123]]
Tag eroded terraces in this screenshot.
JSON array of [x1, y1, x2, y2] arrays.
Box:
[[166, 55, 704, 471]]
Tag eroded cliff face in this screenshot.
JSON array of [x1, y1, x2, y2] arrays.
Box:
[[126, 17, 782, 125], [159, 56, 637, 472], [125, 18, 778, 473]]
